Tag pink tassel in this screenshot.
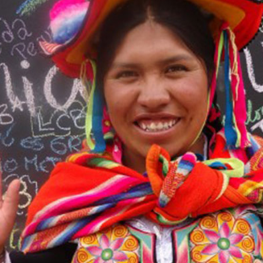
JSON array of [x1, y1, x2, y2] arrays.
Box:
[[227, 28, 250, 148], [209, 30, 221, 109]]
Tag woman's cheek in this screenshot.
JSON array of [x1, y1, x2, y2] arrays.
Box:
[[177, 75, 208, 102], [105, 83, 133, 123]]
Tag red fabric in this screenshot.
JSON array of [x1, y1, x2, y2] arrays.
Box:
[[26, 161, 147, 225], [27, 143, 258, 228], [49, 0, 263, 78]]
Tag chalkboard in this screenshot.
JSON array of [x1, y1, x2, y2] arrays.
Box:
[[0, 0, 87, 250], [1, 0, 263, 252], [241, 30, 263, 134]]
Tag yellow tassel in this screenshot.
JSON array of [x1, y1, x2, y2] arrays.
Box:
[[228, 28, 240, 101]]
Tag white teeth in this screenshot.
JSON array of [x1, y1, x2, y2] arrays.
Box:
[[137, 119, 178, 132], [157, 123, 163, 130], [150, 123, 156, 130]]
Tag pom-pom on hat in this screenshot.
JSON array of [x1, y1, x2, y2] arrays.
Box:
[[50, 0, 90, 45], [40, 0, 263, 78]]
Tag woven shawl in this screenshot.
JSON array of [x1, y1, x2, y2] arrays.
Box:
[[21, 131, 263, 253]]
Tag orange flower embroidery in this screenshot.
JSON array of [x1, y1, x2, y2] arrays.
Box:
[[190, 211, 255, 263], [74, 224, 139, 263]]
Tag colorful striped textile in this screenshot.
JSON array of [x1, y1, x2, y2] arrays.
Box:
[[21, 132, 263, 253]]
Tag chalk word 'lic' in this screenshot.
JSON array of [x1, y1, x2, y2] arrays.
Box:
[[0, 63, 88, 117]]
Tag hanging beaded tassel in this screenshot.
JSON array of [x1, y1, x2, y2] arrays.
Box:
[[81, 59, 106, 153], [206, 25, 224, 151], [188, 30, 224, 149], [208, 25, 224, 111], [224, 25, 250, 149], [224, 29, 238, 147], [211, 23, 251, 149], [226, 27, 250, 149]]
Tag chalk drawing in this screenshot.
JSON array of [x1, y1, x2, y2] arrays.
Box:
[[35, 109, 55, 133], [0, 124, 15, 147], [0, 18, 14, 43], [9, 225, 20, 250], [70, 108, 86, 129], [50, 137, 68, 155], [68, 136, 82, 152], [3, 158, 18, 173], [39, 156, 61, 173], [0, 104, 14, 125], [24, 154, 61, 173], [26, 41, 37, 56], [22, 76, 36, 116], [44, 65, 87, 111], [0, 63, 24, 112], [18, 176, 33, 214], [246, 99, 263, 126], [251, 119, 263, 133], [12, 19, 32, 40], [3, 174, 38, 215], [243, 47, 263, 93], [24, 155, 39, 172], [11, 42, 27, 59], [17, 0, 50, 16], [20, 60, 30, 69], [30, 101, 86, 137], [2, 62, 87, 118], [56, 112, 71, 132], [0, 17, 49, 59], [20, 137, 44, 151]]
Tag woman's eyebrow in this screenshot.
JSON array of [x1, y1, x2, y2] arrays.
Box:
[[158, 55, 196, 65], [110, 62, 138, 69], [110, 54, 195, 69]]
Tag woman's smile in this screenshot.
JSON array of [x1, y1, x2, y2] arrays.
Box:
[[104, 20, 209, 172], [136, 118, 180, 133], [134, 113, 180, 133]]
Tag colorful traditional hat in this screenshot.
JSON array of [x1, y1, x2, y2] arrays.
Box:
[[37, 0, 263, 152], [39, 0, 263, 77]]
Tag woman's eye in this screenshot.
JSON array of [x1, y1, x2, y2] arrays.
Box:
[[116, 71, 138, 79], [165, 65, 187, 74]]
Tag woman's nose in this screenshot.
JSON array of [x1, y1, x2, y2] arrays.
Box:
[[137, 78, 171, 110]]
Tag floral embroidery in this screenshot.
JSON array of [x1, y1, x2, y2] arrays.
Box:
[[74, 224, 139, 263], [190, 211, 255, 263]]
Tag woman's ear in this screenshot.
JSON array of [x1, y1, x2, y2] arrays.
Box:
[[102, 106, 112, 134]]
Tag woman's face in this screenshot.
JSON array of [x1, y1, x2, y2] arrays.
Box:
[[104, 21, 209, 170]]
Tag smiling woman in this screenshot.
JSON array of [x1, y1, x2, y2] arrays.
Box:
[[97, 0, 216, 173], [2, 0, 263, 262], [104, 21, 209, 173]]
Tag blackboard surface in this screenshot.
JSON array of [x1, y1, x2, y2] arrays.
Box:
[[0, 0, 87, 250], [1, 0, 263, 251]]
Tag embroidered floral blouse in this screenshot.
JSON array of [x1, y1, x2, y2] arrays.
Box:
[[73, 205, 263, 263]]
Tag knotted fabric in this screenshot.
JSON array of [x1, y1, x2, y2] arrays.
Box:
[[21, 133, 263, 253]]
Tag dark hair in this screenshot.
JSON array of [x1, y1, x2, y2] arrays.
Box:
[[96, 0, 215, 87]]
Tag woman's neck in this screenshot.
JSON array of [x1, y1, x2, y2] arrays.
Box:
[[122, 135, 206, 174], [122, 148, 146, 174]]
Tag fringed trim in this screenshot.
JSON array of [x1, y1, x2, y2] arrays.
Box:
[[225, 26, 251, 149], [208, 27, 224, 110], [81, 59, 106, 153], [211, 23, 251, 150]]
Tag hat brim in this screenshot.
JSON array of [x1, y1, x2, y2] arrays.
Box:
[[40, 0, 263, 78]]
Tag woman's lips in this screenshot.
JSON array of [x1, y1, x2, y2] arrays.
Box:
[[135, 118, 180, 133]]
